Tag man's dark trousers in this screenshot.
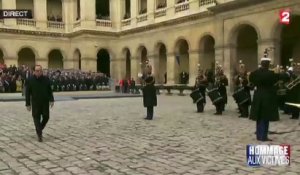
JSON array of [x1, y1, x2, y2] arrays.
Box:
[[147, 106, 154, 119], [197, 102, 204, 112], [256, 120, 269, 140], [32, 103, 49, 137]]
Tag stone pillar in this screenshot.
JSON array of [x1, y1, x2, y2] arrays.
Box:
[[166, 0, 175, 17], [80, 0, 96, 27], [3, 0, 16, 26], [34, 0, 47, 29], [110, 59, 118, 80], [154, 56, 162, 84], [36, 58, 48, 68], [257, 38, 280, 66], [147, 0, 154, 23], [189, 0, 199, 11], [214, 18, 225, 70], [166, 52, 176, 84], [223, 44, 237, 92], [189, 50, 200, 86], [63, 59, 75, 69], [117, 58, 126, 80], [130, 57, 138, 82], [62, 0, 76, 32], [81, 58, 97, 72], [110, 0, 122, 30], [130, 0, 137, 26], [147, 53, 160, 83]]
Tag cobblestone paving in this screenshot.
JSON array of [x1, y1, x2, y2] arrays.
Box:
[[0, 95, 299, 175]]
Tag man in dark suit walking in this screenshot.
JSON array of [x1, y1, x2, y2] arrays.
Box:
[[249, 57, 279, 141], [26, 65, 54, 142]]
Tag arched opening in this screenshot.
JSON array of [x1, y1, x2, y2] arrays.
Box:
[[47, 0, 63, 22], [123, 48, 131, 79], [137, 46, 148, 74], [97, 49, 110, 76], [157, 43, 167, 84], [73, 49, 81, 70], [235, 25, 258, 72], [96, 0, 110, 20], [48, 49, 63, 69], [18, 48, 36, 68], [0, 50, 4, 64], [280, 16, 300, 66], [199, 35, 215, 71], [175, 39, 189, 84], [16, 0, 34, 18]]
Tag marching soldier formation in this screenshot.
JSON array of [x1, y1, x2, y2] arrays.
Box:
[[188, 48, 299, 141]]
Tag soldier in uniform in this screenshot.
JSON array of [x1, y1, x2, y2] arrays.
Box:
[[141, 60, 157, 120], [233, 62, 251, 117], [215, 66, 228, 113], [285, 63, 300, 120], [249, 55, 280, 141], [194, 68, 208, 112], [276, 66, 290, 112]]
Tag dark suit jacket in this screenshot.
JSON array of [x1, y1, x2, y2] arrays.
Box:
[[25, 75, 54, 107]]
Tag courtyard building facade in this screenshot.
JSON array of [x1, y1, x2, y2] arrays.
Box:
[[0, 0, 299, 90]]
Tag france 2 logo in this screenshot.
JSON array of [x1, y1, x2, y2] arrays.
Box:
[[280, 9, 290, 25]]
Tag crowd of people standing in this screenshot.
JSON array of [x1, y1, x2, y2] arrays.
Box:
[[0, 64, 111, 93]]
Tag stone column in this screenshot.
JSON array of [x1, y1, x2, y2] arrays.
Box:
[[130, 0, 137, 26], [33, 0, 47, 29], [189, 50, 200, 86], [223, 44, 237, 92], [80, 0, 96, 27], [214, 18, 225, 70], [36, 58, 48, 68], [62, 0, 76, 32], [166, 52, 176, 84], [166, 0, 175, 17], [110, 0, 122, 30], [147, 0, 154, 23], [117, 58, 126, 80], [189, 0, 199, 11], [3, 0, 16, 26], [110, 59, 118, 80], [81, 58, 97, 72], [257, 38, 280, 66], [63, 59, 75, 69], [147, 53, 160, 83], [130, 57, 138, 82]]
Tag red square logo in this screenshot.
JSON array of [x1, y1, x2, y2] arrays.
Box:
[[280, 9, 290, 25]]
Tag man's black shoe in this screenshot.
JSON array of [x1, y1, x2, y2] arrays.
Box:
[[38, 135, 43, 142]]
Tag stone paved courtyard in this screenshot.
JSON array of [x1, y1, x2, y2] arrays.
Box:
[[0, 95, 299, 175]]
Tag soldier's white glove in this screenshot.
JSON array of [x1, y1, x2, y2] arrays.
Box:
[[26, 106, 31, 111]]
